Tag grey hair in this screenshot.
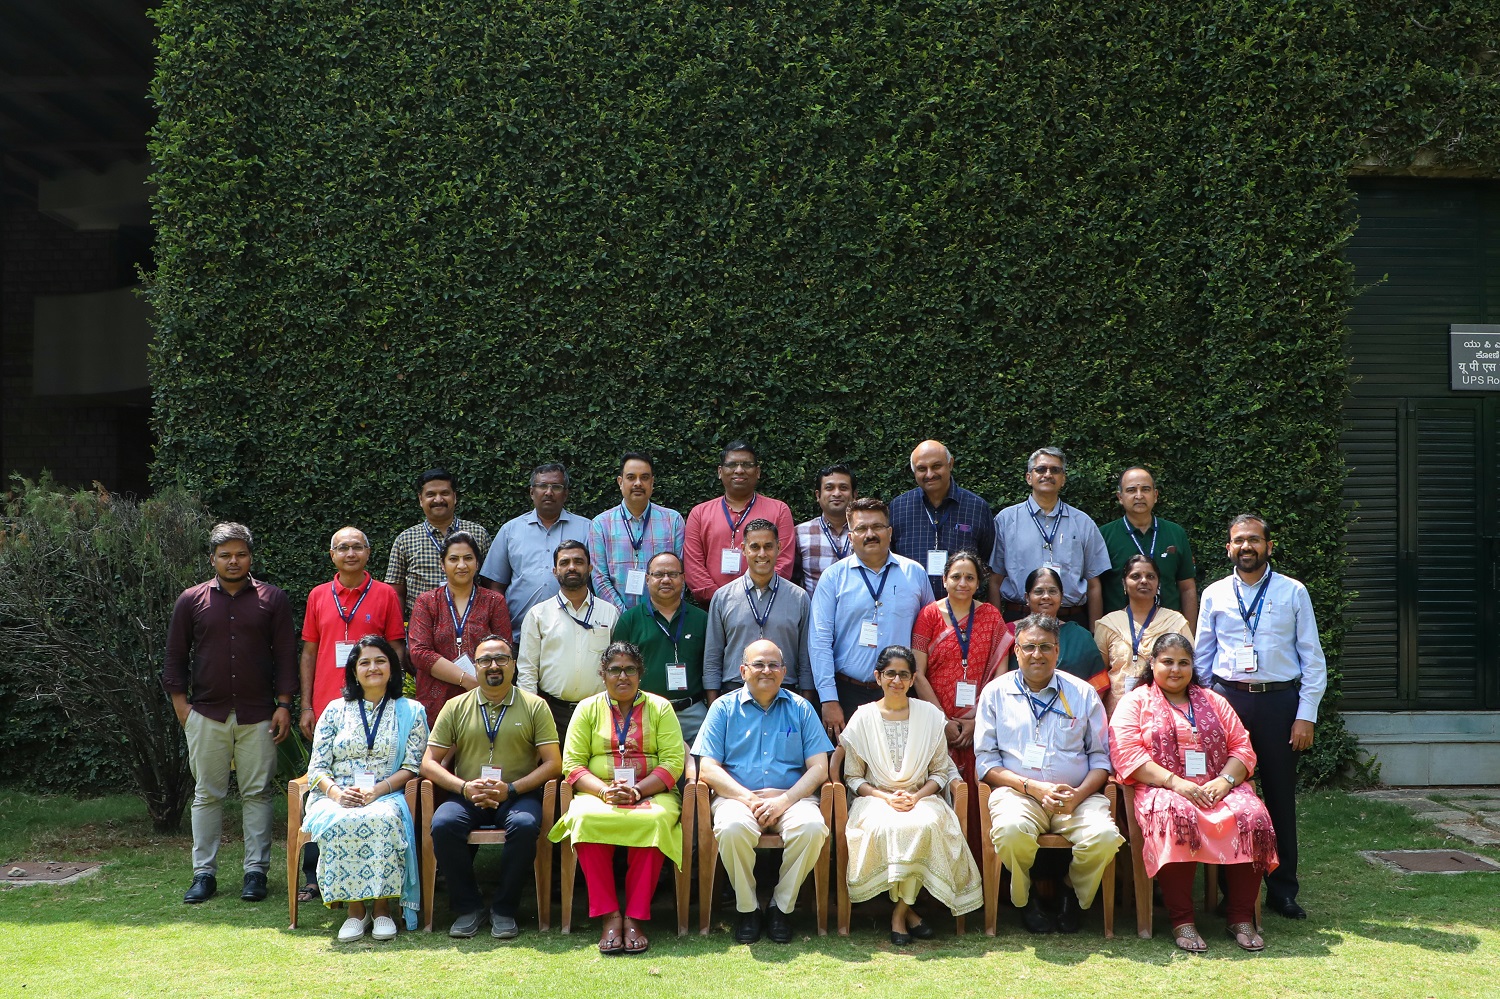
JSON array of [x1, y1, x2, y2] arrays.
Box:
[[909, 442, 954, 472], [208, 522, 253, 552], [329, 526, 370, 549], [1013, 612, 1061, 638], [530, 461, 572, 489], [1027, 447, 1067, 473]]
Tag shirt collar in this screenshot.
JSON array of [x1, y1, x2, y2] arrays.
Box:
[[1008, 670, 1062, 696], [477, 685, 518, 709], [733, 684, 792, 710], [1026, 498, 1069, 520], [923, 480, 960, 509], [620, 502, 652, 525], [211, 576, 258, 594], [527, 508, 574, 528], [331, 571, 371, 598]]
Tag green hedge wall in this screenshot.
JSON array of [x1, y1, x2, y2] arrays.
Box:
[[148, 1, 1500, 784]]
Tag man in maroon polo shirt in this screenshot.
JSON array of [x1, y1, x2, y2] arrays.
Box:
[[163, 522, 297, 905]]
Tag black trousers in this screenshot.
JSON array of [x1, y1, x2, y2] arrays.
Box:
[[835, 676, 882, 720], [1214, 682, 1301, 903]]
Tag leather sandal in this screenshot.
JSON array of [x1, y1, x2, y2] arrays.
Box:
[[1226, 922, 1265, 952], [598, 915, 625, 955], [624, 922, 650, 954], [1173, 923, 1208, 954], [296, 883, 320, 903]]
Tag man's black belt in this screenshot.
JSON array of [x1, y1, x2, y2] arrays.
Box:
[[540, 691, 579, 708], [1215, 677, 1301, 694], [666, 694, 704, 711], [837, 674, 881, 691]]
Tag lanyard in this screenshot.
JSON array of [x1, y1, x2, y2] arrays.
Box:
[[1126, 601, 1159, 662], [611, 699, 636, 763], [1233, 569, 1274, 642], [746, 575, 780, 631], [720, 495, 758, 546], [480, 699, 509, 755], [855, 563, 892, 608], [1170, 698, 1197, 733], [445, 585, 476, 642], [330, 575, 373, 640], [1016, 673, 1068, 735], [426, 524, 447, 556], [557, 593, 596, 630], [1029, 501, 1063, 551], [359, 697, 389, 753], [820, 517, 851, 560], [653, 605, 687, 660], [621, 502, 653, 554], [1124, 516, 1159, 559], [924, 501, 948, 548], [944, 600, 976, 672]]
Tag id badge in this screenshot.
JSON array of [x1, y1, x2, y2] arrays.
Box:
[[480, 765, 503, 783], [1234, 646, 1258, 674], [625, 569, 647, 596], [1022, 743, 1047, 769], [613, 763, 637, 787], [954, 681, 977, 708], [334, 641, 357, 671], [666, 662, 688, 690], [720, 548, 743, 574], [858, 620, 879, 647], [455, 653, 477, 678], [926, 549, 948, 576], [354, 771, 377, 793], [1184, 751, 1207, 778]]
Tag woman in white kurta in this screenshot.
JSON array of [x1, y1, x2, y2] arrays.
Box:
[[840, 645, 983, 945]]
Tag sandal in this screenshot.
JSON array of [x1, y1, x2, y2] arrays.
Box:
[[296, 883, 320, 903], [624, 921, 650, 955], [1226, 922, 1265, 952], [598, 915, 625, 955], [1172, 923, 1208, 954]]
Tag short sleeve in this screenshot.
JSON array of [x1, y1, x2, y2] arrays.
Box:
[[428, 696, 460, 749], [532, 697, 560, 745]]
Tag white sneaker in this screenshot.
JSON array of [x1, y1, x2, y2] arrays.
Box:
[[337, 914, 372, 942], [371, 915, 398, 941]]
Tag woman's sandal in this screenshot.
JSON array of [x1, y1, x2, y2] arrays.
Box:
[[296, 883, 320, 903], [624, 923, 650, 955], [1226, 922, 1265, 952], [1173, 923, 1209, 954], [598, 917, 625, 955]]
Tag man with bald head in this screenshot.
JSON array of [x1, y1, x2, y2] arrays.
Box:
[[694, 638, 834, 944], [889, 440, 994, 599], [295, 525, 408, 900]]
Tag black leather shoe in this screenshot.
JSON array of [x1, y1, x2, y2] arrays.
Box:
[[908, 918, 936, 940], [1021, 896, 1054, 934], [767, 904, 794, 944], [1056, 893, 1083, 934], [734, 908, 763, 944], [240, 871, 268, 902], [1269, 896, 1308, 920], [183, 874, 216, 904], [890, 930, 912, 946]]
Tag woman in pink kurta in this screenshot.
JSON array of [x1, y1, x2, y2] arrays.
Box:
[[1109, 633, 1277, 954]]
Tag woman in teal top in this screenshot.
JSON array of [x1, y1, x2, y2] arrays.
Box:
[[1008, 566, 1108, 694]]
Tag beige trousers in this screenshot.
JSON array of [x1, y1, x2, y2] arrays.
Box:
[[987, 786, 1123, 907], [712, 795, 828, 914], [185, 709, 278, 876]]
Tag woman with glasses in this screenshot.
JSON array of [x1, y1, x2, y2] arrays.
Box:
[[839, 645, 982, 945], [409, 531, 513, 727], [548, 641, 686, 955], [1013, 566, 1106, 694], [1093, 555, 1192, 715]]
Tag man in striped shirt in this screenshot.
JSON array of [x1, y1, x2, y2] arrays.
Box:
[[587, 451, 685, 612]]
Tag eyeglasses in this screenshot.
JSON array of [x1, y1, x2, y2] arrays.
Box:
[[743, 660, 785, 672], [475, 654, 514, 667], [1030, 465, 1065, 476], [850, 524, 890, 535], [604, 665, 643, 678], [647, 570, 683, 580], [532, 483, 566, 493], [878, 670, 913, 681], [331, 543, 369, 554], [1018, 643, 1059, 656], [721, 461, 758, 471], [1028, 587, 1062, 598]]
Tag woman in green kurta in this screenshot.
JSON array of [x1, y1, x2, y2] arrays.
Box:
[[549, 641, 685, 955]]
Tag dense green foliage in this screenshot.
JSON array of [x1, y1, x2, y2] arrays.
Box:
[[146, 1, 1500, 785]]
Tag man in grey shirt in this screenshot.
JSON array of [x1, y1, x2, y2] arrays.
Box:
[[704, 519, 812, 701], [480, 462, 590, 650]]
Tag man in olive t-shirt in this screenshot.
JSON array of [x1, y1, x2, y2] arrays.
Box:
[[420, 635, 562, 939]]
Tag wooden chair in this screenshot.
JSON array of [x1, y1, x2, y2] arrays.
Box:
[[286, 774, 420, 930], [696, 754, 834, 935], [975, 781, 1117, 938], [1119, 781, 1263, 938], [557, 755, 696, 936], [417, 775, 559, 931], [830, 746, 968, 936]]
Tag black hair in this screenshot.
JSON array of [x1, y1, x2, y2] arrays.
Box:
[[530, 462, 571, 489], [720, 440, 757, 465], [620, 451, 655, 475], [814, 463, 857, 493], [341, 635, 405, 702], [418, 468, 457, 493], [441, 530, 480, 561], [742, 517, 778, 540], [553, 538, 589, 565]]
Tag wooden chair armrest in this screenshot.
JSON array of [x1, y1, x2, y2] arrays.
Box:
[[828, 746, 844, 784]]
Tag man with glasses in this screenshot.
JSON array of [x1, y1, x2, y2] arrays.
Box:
[[612, 552, 711, 740], [973, 614, 1122, 934], [706, 519, 812, 703], [386, 468, 492, 618], [695, 638, 833, 943], [794, 464, 857, 597], [890, 441, 994, 599], [588, 451, 685, 612], [809, 498, 934, 739], [988, 447, 1109, 627], [480, 462, 591, 651], [684, 440, 796, 605], [1098, 466, 1199, 629], [422, 635, 562, 939], [294, 525, 408, 901], [517, 540, 618, 737]]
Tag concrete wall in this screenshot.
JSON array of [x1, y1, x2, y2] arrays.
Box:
[[1344, 711, 1500, 786]]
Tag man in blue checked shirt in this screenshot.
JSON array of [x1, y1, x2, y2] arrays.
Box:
[[889, 440, 994, 599], [587, 451, 685, 612]]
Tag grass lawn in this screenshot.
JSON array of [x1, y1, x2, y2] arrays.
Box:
[[2, 788, 1496, 999]]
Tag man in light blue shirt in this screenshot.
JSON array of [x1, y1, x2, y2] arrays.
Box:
[[480, 463, 590, 650], [808, 497, 934, 738], [1194, 512, 1325, 920], [987, 447, 1110, 627], [973, 613, 1121, 934]]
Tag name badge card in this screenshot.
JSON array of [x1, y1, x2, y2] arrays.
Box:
[[455, 654, 477, 679], [613, 764, 637, 787], [954, 681, 977, 708], [1234, 647, 1258, 674], [1184, 751, 1207, 778], [334, 641, 356, 671], [1022, 743, 1047, 769], [480, 766, 503, 783], [859, 620, 879, 647], [625, 569, 646, 596], [926, 550, 948, 576], [354, 772, 377, 792], [666, 662, 688, 690], [720, 548, 743, 575]]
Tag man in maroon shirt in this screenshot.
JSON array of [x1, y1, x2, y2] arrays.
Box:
[[163, 522, 297, 904]]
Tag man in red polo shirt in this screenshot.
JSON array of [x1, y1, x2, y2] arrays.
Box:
[[295, 524, 407, 900]]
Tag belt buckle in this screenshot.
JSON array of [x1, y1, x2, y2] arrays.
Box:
[[1247, 681, 1269, 694]]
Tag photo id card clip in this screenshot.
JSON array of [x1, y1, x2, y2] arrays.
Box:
[[1184, 750, 1207, 777], [480, 765, 502, 782], [954, 681, 977, 708], [666, 662, 688, 690], [926, 550, 948, 576], [1022, 743, 1047, 769], [1234, 646, 1258, 674], [613, 764, 637, 787], [625, 568, 647, 596], [859, 620, 879, 647], [354, 772, 377, 792], [720, 548, 743, 574], [334, 641, 356, 672]]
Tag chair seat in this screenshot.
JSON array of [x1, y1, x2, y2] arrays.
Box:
[[468, 830, 507, 846], [288, 774, 420, 930]]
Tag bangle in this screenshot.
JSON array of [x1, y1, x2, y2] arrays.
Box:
[[630, 785, 643, 803], [461, 781, 471, 801], [1021, 778, 1030, 798]]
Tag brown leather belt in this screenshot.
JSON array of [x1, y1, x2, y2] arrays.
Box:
[[1215, 678, 1301, 694], [837, 675, 881, 691]]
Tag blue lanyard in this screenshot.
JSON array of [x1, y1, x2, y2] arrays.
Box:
[[557, 593, 596, 630], [856, 563, 892, 607], [820, 517, 850, 560], [611, 699, 637, 762], [480, 699, 509, 750], [653, 605, 686, 658], [1016, 672, 1065, 724], [330, 576, 372, 639], [720, 495, 757, 545], [746, 575, 780, 631], [621, 502, 653, 554], [1233, 569, 1273, 641], [1171, 699, 1197, 732], [1029, 501, 1063, 551], [924, 501, 948, 548], [359, 697, 389, 753], [944, 600, 975, 669], [1124, 516, 1159, 558], [426, 524, 447, 556], [445, 585, 476, 641], [1126, 601, 1159, 661]]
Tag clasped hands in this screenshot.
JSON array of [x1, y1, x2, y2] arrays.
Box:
[[602, 779, 642, 807], [943, 717, 975, 749], [1027, 780, 1082, 816], [876, 788, 921, 813], [741, 788, 792, 828], [464, 777, 510, 808], [1167, 775, 1232, 809]]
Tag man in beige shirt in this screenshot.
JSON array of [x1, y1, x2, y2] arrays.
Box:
[[516, 540, 618, 735]]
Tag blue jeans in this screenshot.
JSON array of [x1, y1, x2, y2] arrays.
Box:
[[429, 790, 543, 918]]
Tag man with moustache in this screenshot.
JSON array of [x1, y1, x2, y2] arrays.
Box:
[[423, 635, 562, 939], [612, 551, 711, 740], [386, 468, 492, 618], [808, 498, 934, 738], [1194, 513, 1325, 920], [705, 519, 812, 701], [1098, 467, 1199, 629], [683, 441, 797, 604], [588, 451, 686, 612], [517, 540, 618, 737], [889, 441, 994, 599], [794, 464, 856, 597]]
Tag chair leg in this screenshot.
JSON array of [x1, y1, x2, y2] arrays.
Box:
[[560, 839, 576, 934], [421, 834, 436, 932], [287, 784, 304, 931], [537, 782, 556, 932], [1101, 857, 1116, 939], [813, 829, 830, 936], [834, 795, 850, 936]]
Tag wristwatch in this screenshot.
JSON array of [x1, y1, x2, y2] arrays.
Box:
[[1220, 773, 1237, 787], [506, 782, 517, 799], [276, 700, 293, 711]]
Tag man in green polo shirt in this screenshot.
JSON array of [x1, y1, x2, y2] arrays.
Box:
[[1098, 467, 1199, 629], [421, 635, 561, 940], [611, 551, 709, 740]]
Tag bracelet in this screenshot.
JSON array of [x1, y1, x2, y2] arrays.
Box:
[[1021, 778, 1030, 798], [461, 781, 471, 801], [631, 785, 643, 803]]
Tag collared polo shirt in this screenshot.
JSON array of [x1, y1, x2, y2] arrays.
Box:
[[611, 600, 709, 700], [973, 668, 1112, 787], [794, 516, 851, 597], [704, 574, 811, 690], [301, 572, 406, 718], [516, 593, 619, 701], [428, 685, 559, 783], [163, 577, 297, 724], [1099, 515, 1196, 614], [889, 481, 995, 597], [989, 499, 1109, 606], [480, 507, 591, 645], [693, 686, 834, 792], [682, 493, 797, 604], [808, 552, 934, 702], [587, 501, 685, 611], [385, 517, 492, 617]]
